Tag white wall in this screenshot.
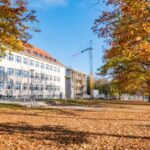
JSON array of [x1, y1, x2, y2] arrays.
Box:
[[0, 51, 66, 99]]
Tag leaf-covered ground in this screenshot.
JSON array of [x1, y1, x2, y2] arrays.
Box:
[[0, 105, 150, 150]]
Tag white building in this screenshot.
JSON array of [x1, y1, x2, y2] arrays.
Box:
[[0, 44, 66, 99]]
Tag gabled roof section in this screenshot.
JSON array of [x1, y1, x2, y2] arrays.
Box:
[[23, 43, 65, 67]]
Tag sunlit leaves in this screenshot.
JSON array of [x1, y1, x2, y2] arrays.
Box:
[[0, 0, 38, 56], [93, 0, 150, 96]]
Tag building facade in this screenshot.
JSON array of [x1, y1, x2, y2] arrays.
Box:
[[0, 45, 66, 99], [66, 68, 87, 99]]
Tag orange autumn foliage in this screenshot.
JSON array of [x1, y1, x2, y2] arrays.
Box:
[[93, 0, 150, 98], [0, 0, 38, 56]]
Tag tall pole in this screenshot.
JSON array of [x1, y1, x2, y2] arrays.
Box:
[[89, 40, 94, 98], [89, 40, 93, 75]]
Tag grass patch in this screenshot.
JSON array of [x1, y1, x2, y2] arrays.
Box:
[[44, 99, 150, 106], [0, 103, 24, 109]]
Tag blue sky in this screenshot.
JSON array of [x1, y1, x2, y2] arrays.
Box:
[[28, 0, 106, 76]]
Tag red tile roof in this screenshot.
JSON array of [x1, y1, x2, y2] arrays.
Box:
[[23, 43, 65, 67]]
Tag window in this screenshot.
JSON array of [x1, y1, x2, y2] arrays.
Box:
[[30, 71, 34, 78], [23, 84, 28, 90], [15, 82, 21, 90], [46, 64, 49, 70], [40, 85, 44, 91], [7, 82, 13, 90], [45, 85, 49, 90], [54, 76, 57, 82], [46, 75, 49, 80], [54, 86, 57, 91], [0, 67, 4, 77], [7, 68, 14, 76], [58, 77, 60, 82], [8, 54, 14, 61], [30, 59, 34, 66], [35, 61, 39, 67], [16, 56, 21, 63], [29, 84, 34, 90], [58, 86, 60, 91], [50, 76, 53, 81], [50, 65, 53, 71], [35, 73, 40, 79], [15, 70, 22, 77], [41, 74, 45, 80], [0, 82, 4, 90], [58, 68, 60, 72], [23, 58, 28, 65], [41, 63, 44, 69], [22, 71, 29, 77], [35, 85, 39, 91], [54, 67, 57, 72]]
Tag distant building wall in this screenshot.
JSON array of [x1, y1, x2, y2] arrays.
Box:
[[65, 68, 86, 99], [121, 94, 149, 102]]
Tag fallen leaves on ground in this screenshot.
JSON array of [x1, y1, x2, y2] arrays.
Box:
[[0, 107, 150, 150]]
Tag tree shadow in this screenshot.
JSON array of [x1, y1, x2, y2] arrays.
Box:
[[0, 109, 78, 117], [135, 124, 150, 128], [0, 122, 149, 148], [0, 111, 149, 122], [0, 123, 88, 146]]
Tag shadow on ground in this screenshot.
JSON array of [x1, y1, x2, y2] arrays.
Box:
[[0, 111, 149, 122], [0, 123, 149, 147], [0, 123, 88, 146]]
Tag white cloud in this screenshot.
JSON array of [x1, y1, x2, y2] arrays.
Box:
[[31, 0, 68, 9]]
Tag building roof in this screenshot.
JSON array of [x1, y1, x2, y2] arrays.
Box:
[[67, 67, 86, 76], [23, 43, 65, 67]]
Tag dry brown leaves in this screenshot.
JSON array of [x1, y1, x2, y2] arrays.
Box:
[[0, 107, 149, 150]]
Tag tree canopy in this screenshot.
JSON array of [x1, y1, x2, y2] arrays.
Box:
[[93, 0, 150, 99], [0, 0, 38, 56]]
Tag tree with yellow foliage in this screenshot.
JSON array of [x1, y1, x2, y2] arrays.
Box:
[[93, 0, 150, 101], [0, 0, 38, 56]]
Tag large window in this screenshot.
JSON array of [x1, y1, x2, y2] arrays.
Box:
[[35, 61, 39, 67], [41, 74, 45, 80], [46, 64, 49, 70], [41, 63, 44, 69], [35, 73, 40, 79], [41, 85, 44, 91], [0, 82, 4, 90], [54, 76, 57, 82], [15, 82, 21, 90], [50, 76, 53, 81], [54, 67, 57, 72], [50, 65, 53, 71], [16, 55, 21, 63], [23, 83, 28, 90], [46, 75, 49, 80], [0, 67, 4, 77], [8, 54, 14, 61], [23, 58, 28, 65], [22, 71, 29, 77], [15, 70, 22, 77], [58, 86, 60, 91], [7, 68, 14, 76], [35, 85, 39, 91], [30, 59, 34, 66], [7, 82, 13, 90]]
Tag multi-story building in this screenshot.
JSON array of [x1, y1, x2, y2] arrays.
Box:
[[66, 68, 87, 99], [0, 44, 66, 99]]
